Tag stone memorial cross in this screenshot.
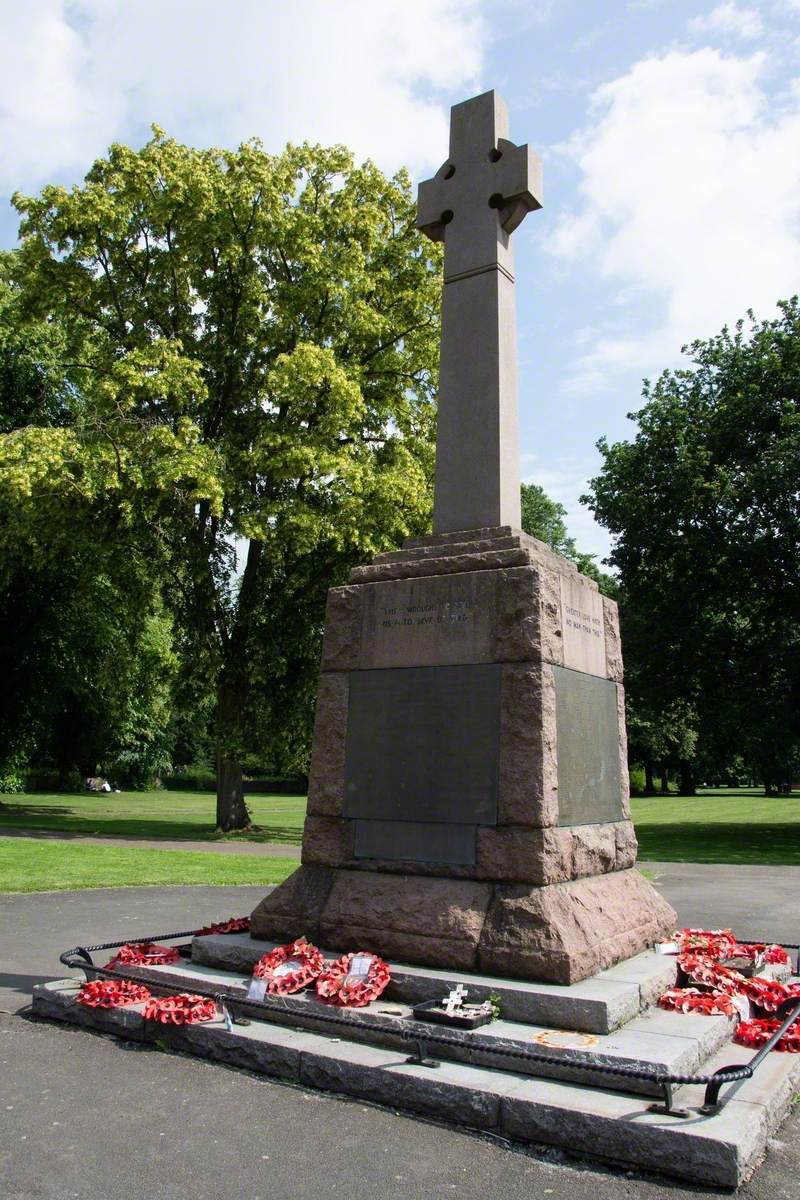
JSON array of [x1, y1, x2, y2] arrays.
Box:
[[418, 90, 542, 534], [250, 88, 676, 988]]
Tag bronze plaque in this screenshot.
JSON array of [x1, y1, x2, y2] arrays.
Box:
[[554, 666, 623, 826], [343, 664, 501, 845]]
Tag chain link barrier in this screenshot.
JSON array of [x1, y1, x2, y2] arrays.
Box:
[[57, 928, 800, 1117]]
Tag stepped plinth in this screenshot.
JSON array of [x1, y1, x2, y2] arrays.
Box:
[[251, 527, 675, 983]]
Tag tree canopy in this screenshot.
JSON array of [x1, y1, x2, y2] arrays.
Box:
[[0, 131, 441, 826], [585, 300, 800, 792]]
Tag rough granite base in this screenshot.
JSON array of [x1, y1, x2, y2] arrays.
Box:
[[250, 864, 675, 985], [251, 527, 676, 985]]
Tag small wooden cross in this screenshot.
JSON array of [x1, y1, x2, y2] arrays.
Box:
[[443, 983, 468, 1016]]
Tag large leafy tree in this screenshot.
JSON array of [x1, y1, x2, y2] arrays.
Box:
[[1, 132, 440, 828], [0, 270, 179, 788], [585, 301, 800, 793]]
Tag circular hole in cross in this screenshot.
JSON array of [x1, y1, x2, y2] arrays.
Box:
[[443, 164, 456, 179], [440, 209, 454, 225], [488, 193, 504, 210], [488, 148, 502, 162]]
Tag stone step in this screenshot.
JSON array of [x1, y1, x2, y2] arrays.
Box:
[[105, 957, 733, 1097], [372, 535, 523, 564], [349, 546, 531, 583], [404, 525, 517, 548], [33, 977, 800, 1189], [191, 934, 677, 1034]]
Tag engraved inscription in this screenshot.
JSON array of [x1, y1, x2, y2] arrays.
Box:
[[359, 574, 496, 669], [380, 599, 471, 628], [343, 664, 501, 854], [560, 575, 607, 677]]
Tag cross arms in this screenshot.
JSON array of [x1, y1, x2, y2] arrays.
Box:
[[417, 137, 543, 243]]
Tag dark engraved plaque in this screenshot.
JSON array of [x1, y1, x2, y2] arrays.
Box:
[[344, 664, 501, 841], [554, 665, 623, 826], [354, 820, 476, 865]]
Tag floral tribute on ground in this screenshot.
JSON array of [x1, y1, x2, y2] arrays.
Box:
[[196, 916, 250, 936], [142, 993, 218, 1025], [658, 928, 800, 1051], [252, 937, 325, 995], [316, 951, 391, 1008], [104, 942, 181, 969], [76, 979, 151, 1008]]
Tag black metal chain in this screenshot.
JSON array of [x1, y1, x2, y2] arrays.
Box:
[[56, 927, 800, 1112]]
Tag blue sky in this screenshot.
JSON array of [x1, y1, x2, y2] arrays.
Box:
[[2, 0, 799, 560]]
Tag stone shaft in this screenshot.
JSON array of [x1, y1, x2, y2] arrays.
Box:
[[435, 262, 521, 532], [417, 90, 542, 534]]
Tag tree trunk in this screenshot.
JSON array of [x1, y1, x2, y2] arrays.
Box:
[[645, 759, 655, 794], [660, 765, 670, 794], [216, 752, 250, 831], [678, 761, 696, 796], [215, 676, 253, 831], [213, 538, 264, 833]]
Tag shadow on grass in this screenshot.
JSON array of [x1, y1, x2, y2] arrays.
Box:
[[213, 825, 301, 845], [635, 822, 800, 865]]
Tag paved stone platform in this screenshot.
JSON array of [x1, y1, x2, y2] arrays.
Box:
[[33, 976, 800, 1189]]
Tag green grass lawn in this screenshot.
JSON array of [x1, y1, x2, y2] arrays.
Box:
[[0, 836, 299, 893], [0, 790, 306, 844], [1, 788, 798, 880], [631, 789, 800, 865]]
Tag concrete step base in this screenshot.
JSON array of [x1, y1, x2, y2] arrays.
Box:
[[32, 978, 800, 1188], [191, 934, 677, 1034], [108, 956, 734, 1096]]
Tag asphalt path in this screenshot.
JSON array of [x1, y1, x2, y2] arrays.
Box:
[[2, 871, 800, 1200]]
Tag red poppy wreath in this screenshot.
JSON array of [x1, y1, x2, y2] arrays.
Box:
[[315, 951, 391, 1008], [736, 1018, 800, 1053], [76, 979, 151, 1009], [252, 937, 325, 995], [659, 987, 736, 1018], [659, 927, 800, 1048], [142, 993, 218, 1025], [104, 942, 181, 969], [196, 916, 251, 936]]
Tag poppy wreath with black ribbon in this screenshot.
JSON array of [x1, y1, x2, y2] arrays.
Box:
[[196, 916, 251, 936], [252, 937, 325, 995], [76, 979, 152, 1009], [104, 942, 181, 969], [142, 993, 218, 1025], [315, 951, 391, 1008]]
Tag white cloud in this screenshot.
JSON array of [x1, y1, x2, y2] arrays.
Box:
[[689, 3, 764, 40], [550, 48, 800, 391], [0, 0, 486, 199]]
